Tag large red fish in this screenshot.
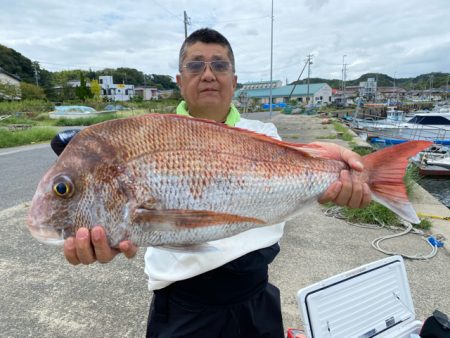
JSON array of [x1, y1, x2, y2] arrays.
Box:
[[27, 114, 431, 247]]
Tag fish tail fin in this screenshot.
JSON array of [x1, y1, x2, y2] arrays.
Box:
[[362, 141, 432, 224]]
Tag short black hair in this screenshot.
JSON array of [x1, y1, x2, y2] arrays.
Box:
[[178, 28, 235, 72]]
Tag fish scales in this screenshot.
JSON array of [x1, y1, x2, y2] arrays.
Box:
[[27, 114, 431, 247]]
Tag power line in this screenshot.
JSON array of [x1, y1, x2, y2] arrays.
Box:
[[192, 15, 270, 25], [150, 0, 183, 21]]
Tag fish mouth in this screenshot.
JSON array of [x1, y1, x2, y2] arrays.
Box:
[[28, 226, 65, 246]]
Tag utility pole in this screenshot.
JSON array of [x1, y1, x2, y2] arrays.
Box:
[[184, 11, 191, 38], [446, 74, 449, 101], [306, 54, 313, 104], [393, 72, 396, 105], [287, 58, 309, 101], [33, 61, 39, 86], [429, 74, 434, 101], [342, 55, 346, 106]]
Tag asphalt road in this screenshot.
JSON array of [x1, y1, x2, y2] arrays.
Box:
[[0, 143, 56, 210]]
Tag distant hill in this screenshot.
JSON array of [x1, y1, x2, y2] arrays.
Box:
[[1, 43, 448, 91], [292, 72, 450, 90]]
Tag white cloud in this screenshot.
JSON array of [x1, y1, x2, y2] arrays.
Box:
[[0, 0, 448, 84]]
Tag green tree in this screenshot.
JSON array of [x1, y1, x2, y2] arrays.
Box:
[[146, 74, 177, 89], [90, 79, 102, 101], [20, 82, 46, 100], [0, 82, 21, 100], [75, 72, 93, 102]]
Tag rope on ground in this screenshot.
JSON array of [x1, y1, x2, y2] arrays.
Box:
[[324, 206, 439, 260], [371, 220, 438, 260], [417, 212, 450, 221]]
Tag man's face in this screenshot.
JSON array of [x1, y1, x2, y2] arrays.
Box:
[[176, 42, 237, 120]]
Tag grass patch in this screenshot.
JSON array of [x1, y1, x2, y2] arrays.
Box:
[[341, 132, 353, 142], [415, 218, 432, 230], [0, 100, 54, 115], [0, 116, 38, 126], [0, 127, 57, 148], [351, 145, 375, 156], [332, 121, 354, 142], [337, 165, 427, 229], [282, 134, 300, 139], [342, 202, 399, 226], [316, 134, 337, 139], [404, 164, 421, 196], [52, 114, 119, 126]]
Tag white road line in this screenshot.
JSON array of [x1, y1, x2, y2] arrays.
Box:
[[0, 144, 49, 157]]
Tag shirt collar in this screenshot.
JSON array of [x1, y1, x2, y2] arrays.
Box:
[[176, 101, 240, 127]]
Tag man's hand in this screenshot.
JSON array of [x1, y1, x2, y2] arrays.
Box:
[[313, 142, 372, 209], [63, 226, 138, 265]]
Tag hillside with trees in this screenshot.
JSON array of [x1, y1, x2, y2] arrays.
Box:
[[292, 72, 449, 90], [1, 43, 448, 101]]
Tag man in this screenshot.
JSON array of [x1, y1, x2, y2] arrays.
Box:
[[63, 28, 371, 337]]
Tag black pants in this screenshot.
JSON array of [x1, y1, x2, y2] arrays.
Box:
[[146, 245, 284, 338], [146, 282, 284, 338]]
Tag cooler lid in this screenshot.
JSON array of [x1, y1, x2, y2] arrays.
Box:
[[297, 255, 417, 338]]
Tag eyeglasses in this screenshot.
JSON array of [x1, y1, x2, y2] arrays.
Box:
[[182, 60, 233, 74]]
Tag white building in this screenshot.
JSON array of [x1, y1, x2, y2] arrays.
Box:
[[134, 86, 159, 100], [359, 78, 377, 101], [99, 76, 135, 101]]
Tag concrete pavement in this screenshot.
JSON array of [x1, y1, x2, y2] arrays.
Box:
[[0, 113, 448, 337], [269, 114, 450, 328]]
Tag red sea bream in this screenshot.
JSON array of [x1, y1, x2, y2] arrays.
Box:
[[27, 114, 431, 247]]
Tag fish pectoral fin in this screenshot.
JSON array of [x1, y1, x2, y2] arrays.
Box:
[[132, 209, 266, 228]]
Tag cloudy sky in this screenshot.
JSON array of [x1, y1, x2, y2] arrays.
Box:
[[1, 0, 449, 84]]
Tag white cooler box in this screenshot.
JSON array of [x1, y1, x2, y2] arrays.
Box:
[[297, 255, 423, 338]]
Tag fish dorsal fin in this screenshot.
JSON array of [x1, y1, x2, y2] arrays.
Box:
[[132, 208, 266, 228], [161, 114, 337, 160]]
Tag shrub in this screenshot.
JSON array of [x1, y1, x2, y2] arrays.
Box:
[[0, 127, 57, 148]]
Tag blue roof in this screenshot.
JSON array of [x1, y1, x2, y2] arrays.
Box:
[[234, 83, 328, 99]]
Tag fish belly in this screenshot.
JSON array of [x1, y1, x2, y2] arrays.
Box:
[[119, 152, 342, 246]]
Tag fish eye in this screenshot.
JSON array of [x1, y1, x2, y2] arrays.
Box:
[[52, 177, 74, 198]]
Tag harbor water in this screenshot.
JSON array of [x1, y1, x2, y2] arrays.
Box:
[[418, 177, 450, 209]]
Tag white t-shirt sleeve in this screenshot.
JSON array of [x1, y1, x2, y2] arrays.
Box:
[[144, 118, 285, 291]]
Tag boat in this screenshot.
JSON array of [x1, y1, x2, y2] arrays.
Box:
[[417, 163, 450, 177], [422, 150, 450, 169], [351, 110, 450, 144], [412, 144, 450, 176]]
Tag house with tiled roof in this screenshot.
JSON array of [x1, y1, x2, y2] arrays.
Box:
[[0, 67, 21, 100]]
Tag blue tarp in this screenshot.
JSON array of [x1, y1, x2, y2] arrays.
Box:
[[262, 102, 287, 109]]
